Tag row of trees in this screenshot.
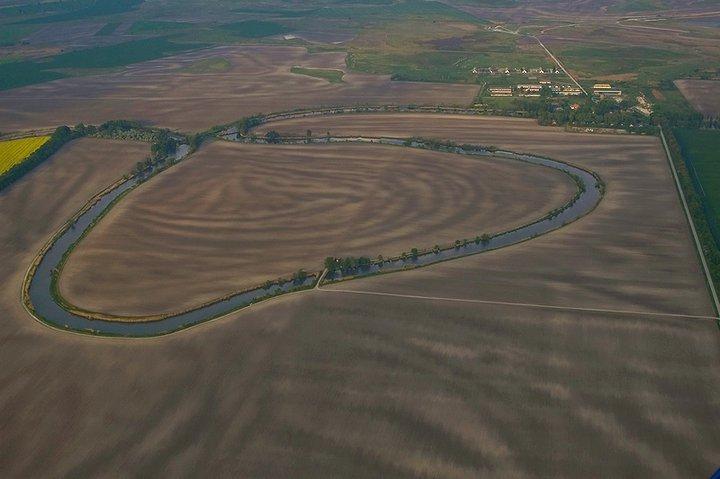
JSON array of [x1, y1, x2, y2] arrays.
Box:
[[696, 116, 720, 129], [404, 137, 496, 153], [531, 98, 655, 132], [455, 235, 491, 249], [324, 256, 373, 274], [480, 95, 697, 132], [653, 103, 705, 129], [323, 235, 494, 275], [264, 130, 281, 143], [126, 129, 181, 180], [238, 115, 264, 135], [0, 120, 189, 192], [654, 108, 719, 129], [261, 269, 310, 291], [151, 130, 178, 158]]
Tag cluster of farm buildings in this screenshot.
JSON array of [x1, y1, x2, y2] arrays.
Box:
[[474, 65, 624, 99], [486, 82, 624, 99], [487, 81, 582, 97], [592, 83, 623, 97]]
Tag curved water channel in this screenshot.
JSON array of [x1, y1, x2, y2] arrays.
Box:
[[24, 135, 603, 337]]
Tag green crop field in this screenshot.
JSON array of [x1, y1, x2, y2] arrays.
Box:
[[219, 20, 290, 38], [653, 88, 699, 123], [0, 61, 66, 91], [182, 57, 232, 73], [0, 0, 92, 17], [0, 37, 207, 90], [171, 19, 292, 44], [347, 50, 551, 84], [45, 37, 203, 69], [557, 45, 680, 78], [675, 128, 720, 215], [606, 0, 668, 13], [127, 21, 193, 35], [15, 0, 143, 24], [342, 15, 552, 85], [290, 66, 344, 83], [312, 0, 471, 22], [0, 25, 37, 46]]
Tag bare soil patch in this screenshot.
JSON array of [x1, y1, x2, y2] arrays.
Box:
[[60, 140, 574, 316], [0, 45, 479, 132], [231, 292, 720, 477], [675, 79, 720, 116], [4, 284, 719, 477]]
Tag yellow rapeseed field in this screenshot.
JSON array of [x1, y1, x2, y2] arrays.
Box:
[[0, 136, 51, 176]]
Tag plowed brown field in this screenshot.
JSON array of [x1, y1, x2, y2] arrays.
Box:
[[261, 112, 714, 315], [1, 116, 718, 478], [0, 46, 479, 132], [60, 140, 574, 316]]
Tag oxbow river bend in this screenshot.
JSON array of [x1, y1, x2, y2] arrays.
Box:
[[25, 138, 602, 337]]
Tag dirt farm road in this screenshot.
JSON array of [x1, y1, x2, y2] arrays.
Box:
[[317, 287, 717, 321]]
